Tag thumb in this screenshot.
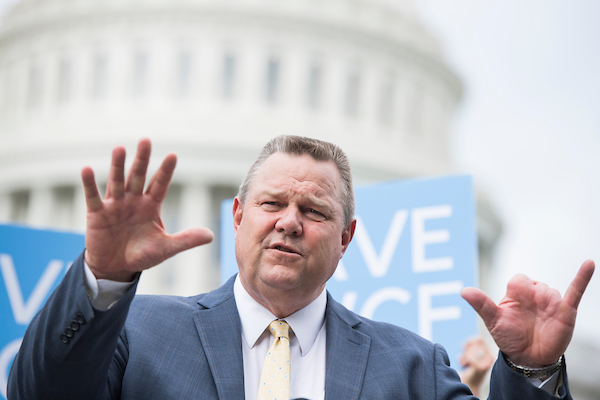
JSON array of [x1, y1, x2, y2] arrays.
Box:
[[165, 228, 215, 258], [461, 287, 499, 328]]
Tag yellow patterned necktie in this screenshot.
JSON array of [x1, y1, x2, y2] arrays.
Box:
[[257, 320, 291, 400]]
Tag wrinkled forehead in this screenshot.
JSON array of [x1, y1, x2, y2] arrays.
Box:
[[253, 152, 343, 200]]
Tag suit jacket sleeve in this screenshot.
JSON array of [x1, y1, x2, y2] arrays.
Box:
[[7, 251, 138, 400], [488, 351, 572, 400], [403, 338, 572, 400], [433, 345, 573, 400]]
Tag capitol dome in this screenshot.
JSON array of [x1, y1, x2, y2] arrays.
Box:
[[0, 0, 497, 295]]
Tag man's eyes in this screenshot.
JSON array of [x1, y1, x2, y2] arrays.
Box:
[[306, 208, 327, 220], [261, 202, 326, 219], [261, 201, 281, 209]]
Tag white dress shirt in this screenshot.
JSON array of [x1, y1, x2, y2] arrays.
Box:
[[234, 275, 327, 400]]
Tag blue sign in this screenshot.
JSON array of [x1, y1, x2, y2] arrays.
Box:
[[0, 224, 84, 399], [220, 175, 478, 368]]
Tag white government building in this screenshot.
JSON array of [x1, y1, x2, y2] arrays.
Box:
[[0, 0, 597, 398]]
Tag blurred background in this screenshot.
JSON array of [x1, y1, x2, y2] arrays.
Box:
[[0, 0, 597, 397]]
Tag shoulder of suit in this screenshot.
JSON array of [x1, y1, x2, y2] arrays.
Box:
[[128, 276, 236, 315], [326, 292, 435, 350]]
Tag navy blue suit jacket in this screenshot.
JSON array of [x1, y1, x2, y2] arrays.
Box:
[[8, 252, 572, 399]]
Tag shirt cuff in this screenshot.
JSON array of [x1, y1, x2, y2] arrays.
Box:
[[526, 370, 560, 395], [83, 260, 136, 310]]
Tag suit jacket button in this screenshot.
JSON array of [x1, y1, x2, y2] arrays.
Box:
[[70, 320, 80, 331], [60, 333, 70, 344], [76, 313, 86, 325], [65, 327, 74, 338]]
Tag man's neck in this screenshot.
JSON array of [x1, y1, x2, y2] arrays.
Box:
[[238, 277, 325, 318]]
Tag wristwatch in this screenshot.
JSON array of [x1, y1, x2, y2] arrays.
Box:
[[504, 353, 563, 379]]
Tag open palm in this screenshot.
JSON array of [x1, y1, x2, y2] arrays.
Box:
[[82, 139, 214, 282]]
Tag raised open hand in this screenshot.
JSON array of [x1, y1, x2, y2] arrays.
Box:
[[458, 338, 494, 397], [461, 260, 594, 368], [81, 138, 214, 282]]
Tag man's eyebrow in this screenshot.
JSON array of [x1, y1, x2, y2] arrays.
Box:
[[298, 194, 336, 214], [259, 188, 284, 198], [260, 188, 334, 210], [306, 196, 331, 209]]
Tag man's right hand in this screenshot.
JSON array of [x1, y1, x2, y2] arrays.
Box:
[[81, 138, 214, 282]]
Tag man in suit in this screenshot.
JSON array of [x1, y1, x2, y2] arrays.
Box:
[[8, 135, 594, 399]]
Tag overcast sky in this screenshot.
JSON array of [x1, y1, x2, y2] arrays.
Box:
[[0, 0, 598, 343], [413, 0, 600, 344], [0, 0, 12, 19]]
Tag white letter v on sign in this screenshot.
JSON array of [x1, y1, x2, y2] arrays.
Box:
[[354, 210, 408, 278], [0, 253, 64, 325]]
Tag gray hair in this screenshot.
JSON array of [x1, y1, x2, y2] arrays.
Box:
[[237, 135, 355, 228]]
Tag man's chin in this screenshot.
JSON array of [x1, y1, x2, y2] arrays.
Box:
[[258, 266, 305, 290]]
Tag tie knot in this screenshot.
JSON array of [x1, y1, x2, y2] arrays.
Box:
[[268, 320, 290, 340]]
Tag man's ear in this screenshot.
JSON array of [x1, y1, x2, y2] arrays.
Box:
[[340, 218, 356, 256], [233, 197, 243, 234]]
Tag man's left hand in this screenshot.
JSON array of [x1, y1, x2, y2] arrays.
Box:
[[461, 260, 595, 367]]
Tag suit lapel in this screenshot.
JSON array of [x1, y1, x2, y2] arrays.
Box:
[[194, 278, 245, 399], [324, 294, 371, 400]]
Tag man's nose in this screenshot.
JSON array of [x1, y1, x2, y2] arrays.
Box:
[[275, 207, 303, 236]]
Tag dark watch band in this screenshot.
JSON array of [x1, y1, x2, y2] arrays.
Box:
[[504, 354, 563, 379]]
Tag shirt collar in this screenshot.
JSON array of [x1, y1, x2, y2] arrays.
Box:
[[233, 275, 327, 356]]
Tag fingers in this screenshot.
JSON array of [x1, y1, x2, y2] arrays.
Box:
[[459, 339, 479, 366], [84, 139, 179, 209], [461, 338, 494, 369], [105, 145, 126, 199], [105, 139, 154, 200], [461, 287, 499, 329], [145, 153, 177, 203], [125, 138, 152, 195], [81, 166, 102, 212], [564, 259, 595, 309]]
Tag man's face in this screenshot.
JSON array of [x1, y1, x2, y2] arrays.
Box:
[[233, 152, 355, 312]]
